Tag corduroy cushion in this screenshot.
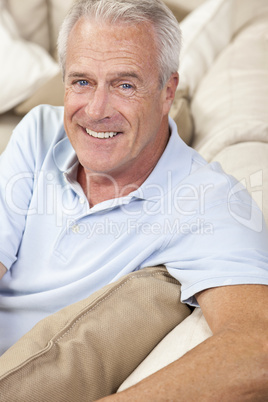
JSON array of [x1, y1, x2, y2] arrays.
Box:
[[0, 266, 191, 402]]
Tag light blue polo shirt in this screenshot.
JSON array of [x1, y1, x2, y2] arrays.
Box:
[[0, 105, 268, 354]]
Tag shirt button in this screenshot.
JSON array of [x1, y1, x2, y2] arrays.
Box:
[[79, 197, 86, 204], [71, 224, 80, 234]]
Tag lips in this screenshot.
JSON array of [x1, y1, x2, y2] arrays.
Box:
[[85, 128, 120, 139]]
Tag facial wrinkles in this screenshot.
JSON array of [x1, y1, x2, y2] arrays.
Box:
[[69, 48, 152, 88], [65, 20, 163, 138], [66, 18, 159, 84], [66, 57, 159, 133]]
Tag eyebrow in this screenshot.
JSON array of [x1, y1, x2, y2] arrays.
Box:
[[66, 71, 142, 82], [113, 71, 141, 81], [67, 72, 89, 79]]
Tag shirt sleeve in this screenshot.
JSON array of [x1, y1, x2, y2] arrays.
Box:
[[164, 180, 268, 306], [0, 111, 37, 269]]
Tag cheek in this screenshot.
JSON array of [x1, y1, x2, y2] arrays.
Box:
[[64, 89, 86, 116], [109, 97, 140, 126], [142, 97, 164, 122], [63, 91, 81, 135], [119, 98, 161, 136]]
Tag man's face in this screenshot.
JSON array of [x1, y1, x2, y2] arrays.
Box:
[[64, 18, 177, 181]]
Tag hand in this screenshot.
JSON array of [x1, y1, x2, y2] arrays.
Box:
[[0, 262, 7, 280]]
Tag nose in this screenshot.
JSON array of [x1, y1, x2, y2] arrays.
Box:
[[84, 85, 114, 122]]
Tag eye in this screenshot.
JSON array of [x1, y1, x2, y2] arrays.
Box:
[[120, 83, 133, 90], [116, 82, 135, 97], [77, 80, 89, 87], [72, 79, 91, 93]]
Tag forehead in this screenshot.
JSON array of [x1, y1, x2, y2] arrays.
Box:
[[66, 17, 159, 73]]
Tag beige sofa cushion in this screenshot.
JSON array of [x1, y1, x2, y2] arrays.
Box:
[[169, 89, 194, 145], [179, 0, 268, 97], [0, 112, 21, 153], [179, 0, 233, 95], [0, 6, 59, 113], [6, 0, 50, 51], [0, 266, 190, 402], [167, 0, 207, 16], [165, 0, 207, 22], [15, 72, 65, 116], [48, 0, 76, 57], [191, 13, 268, 158], [211, 142, 268, 227]]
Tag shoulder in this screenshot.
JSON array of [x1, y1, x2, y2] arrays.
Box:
[[1, 105, 66, 171], [17, 104, 65, 136], [13, 105, 65, 151], [186, 155, 248, 206]]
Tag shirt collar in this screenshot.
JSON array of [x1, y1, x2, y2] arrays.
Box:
[[129, 117, 193, 203], [53, 136, 77, 173], [53, 117, 193, 204]]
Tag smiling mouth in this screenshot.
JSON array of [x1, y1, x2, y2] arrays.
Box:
[[85, 128, 120, 139]]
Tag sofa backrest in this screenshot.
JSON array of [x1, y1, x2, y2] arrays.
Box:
[[179, 0, 268, 96], [178, 0, 268, 225], [5, 0, 74, 56]]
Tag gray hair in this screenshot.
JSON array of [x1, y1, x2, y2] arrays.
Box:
[[57, 0, 182, 87]]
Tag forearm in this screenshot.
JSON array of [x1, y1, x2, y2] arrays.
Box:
[[98, 324, 268, 401], [0, 262, 7, 279]]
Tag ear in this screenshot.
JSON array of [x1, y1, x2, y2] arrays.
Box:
[[162, 72, 179, 115]]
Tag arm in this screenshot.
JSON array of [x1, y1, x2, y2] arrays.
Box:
[[0, 110, 38, 271], [98, 284, 268, 401], [0, 262, 7, 280]]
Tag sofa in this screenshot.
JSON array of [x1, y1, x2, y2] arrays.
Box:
[[0, 0, 267, 398]]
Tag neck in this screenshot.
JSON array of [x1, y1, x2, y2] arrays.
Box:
[[78, 162, 156, 207]]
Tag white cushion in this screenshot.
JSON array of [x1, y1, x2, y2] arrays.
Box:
[[0, 7, 60, 113], [48, 0, 76, 57], [179, 0, 232, 95], [6, 0, 50, 51], [118, 308, 212, 392]]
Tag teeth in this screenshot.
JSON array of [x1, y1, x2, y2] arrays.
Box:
[[86, 128, 119, 138]]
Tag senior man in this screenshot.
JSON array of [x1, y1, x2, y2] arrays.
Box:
[[0, 0, 268, 400]]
